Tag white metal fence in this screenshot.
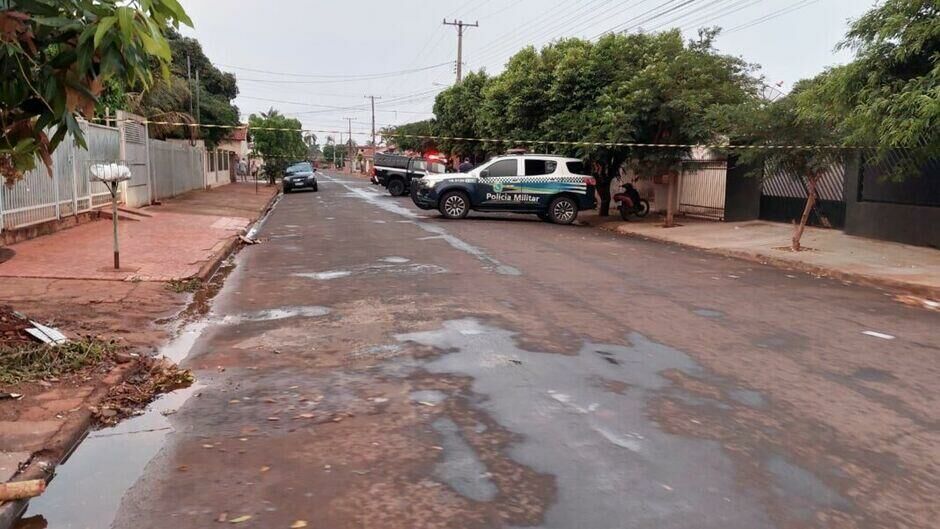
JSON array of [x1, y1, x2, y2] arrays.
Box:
[[678, 160, 728, 220], [151, 140, 206, 201], [1, 123, 120, 232], [1, 122, 210, 233]]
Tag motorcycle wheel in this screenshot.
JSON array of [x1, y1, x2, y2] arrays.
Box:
[[619, 203, 631, 221], [636, 200, 650, 218]]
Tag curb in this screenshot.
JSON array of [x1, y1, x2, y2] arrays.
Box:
[[0, 361, 142, 529], [594, 222, 940, 300], [194, 190, 281, 282], [0, 190, 281, 529]]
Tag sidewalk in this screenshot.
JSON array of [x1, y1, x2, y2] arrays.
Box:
[[583, 213, 940, 299], [0, 183, 278, 525], [0, 183, 277, 282]]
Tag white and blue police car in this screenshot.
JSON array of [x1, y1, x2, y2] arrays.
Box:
[[410, 154, 596, 224]]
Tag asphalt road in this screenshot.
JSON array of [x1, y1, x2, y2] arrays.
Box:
[[23, 171, 939, 529]]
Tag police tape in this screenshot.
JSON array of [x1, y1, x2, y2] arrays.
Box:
[[91, 117, 859, 151]]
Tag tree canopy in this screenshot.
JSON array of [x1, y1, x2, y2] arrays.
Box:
[[249, 109, 306, 177], [0, 0, 191, 183], [804, 0, 938, 179], [123, 29, 240, 148], [399, 30, 759, 174]]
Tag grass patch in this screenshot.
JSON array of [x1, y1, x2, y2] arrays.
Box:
[[0, 339, 122, 385], [165, 278, 203, 293]]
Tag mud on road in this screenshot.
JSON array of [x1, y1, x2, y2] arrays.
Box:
[[18, 172, 939, 529]]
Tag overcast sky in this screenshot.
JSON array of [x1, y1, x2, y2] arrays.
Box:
[[179, 0, 877, 142]]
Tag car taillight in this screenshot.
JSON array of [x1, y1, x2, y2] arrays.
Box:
[[583, 177, 596, 186]]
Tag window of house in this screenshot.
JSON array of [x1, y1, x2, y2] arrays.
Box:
[[485, 159, 518, 177], [525, 159, 557, 176]]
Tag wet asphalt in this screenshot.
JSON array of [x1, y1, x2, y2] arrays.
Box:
[[18, 171, 939, 529]]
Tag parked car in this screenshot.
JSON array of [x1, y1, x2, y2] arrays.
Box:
[[282, 161, 318, 193], [373, 153, 445, 196], [410, 154, 596, 224]]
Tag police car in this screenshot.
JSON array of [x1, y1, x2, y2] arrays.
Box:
[[410, 154, 596, 224]]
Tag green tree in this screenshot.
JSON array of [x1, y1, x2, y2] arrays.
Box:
[[435, 30, 759, 216], [0, 0, 192, 184], [717, 76, 844, 251], [433, 71, 489, 160], [248, 109, 306, 183], [807, 0, 938, 179], [304, 133, 320, 160], [382, 119, 438, 153], [126, 29, 239, 148]]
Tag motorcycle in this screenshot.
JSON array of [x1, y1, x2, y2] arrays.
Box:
[[613, 182, 650, 220]]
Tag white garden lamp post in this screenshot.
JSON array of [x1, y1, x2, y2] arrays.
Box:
[[89, 162, 132, 269]]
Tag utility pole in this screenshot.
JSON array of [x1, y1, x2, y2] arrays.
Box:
[[331, 137, 337, 168], [186, 55, 193, 116], [364, 95, 381, 146], [194, 69, 201, 141], [344, 117, 354, 174], [443, 19, 478, 83]]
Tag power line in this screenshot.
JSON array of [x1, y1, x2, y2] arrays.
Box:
[[678, 0, 764, 33], [234, 62, 453, 84], [723, 0, 820, 35]]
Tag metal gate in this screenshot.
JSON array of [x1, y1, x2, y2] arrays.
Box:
[[118, 111, 151, 207], [678, 160, 728, 220]]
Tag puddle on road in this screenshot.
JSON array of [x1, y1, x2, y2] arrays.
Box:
[[17, 383, 203, 529], [765, 455, 850, 520], [219, 305, 331, 324], [409, 389, 447, 405], [395, 319, 836, 529], [294, 263, 446, 281], [693, 308, 726, 319], [322, 175, 521, 276], [431, 418, 498, 502]]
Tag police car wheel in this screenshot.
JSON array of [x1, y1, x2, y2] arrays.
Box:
[[387, 179, 406, 196], [439, 191, 470, 219], [549, 196, 578, 225]]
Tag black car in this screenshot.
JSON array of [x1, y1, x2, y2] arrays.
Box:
[[282, 162, 318, 193], [410, 155, 596, 224], [373, 153, 445, 196]]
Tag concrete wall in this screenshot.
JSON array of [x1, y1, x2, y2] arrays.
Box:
[[843, 153, 940, 249]]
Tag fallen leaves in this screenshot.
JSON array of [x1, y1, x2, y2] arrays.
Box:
[[229, 515, 252, 524]]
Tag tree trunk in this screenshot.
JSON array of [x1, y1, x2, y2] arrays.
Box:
[[664, 173, 677, 227], [792, 176, 818, 251], [597, 174, 612, 216]]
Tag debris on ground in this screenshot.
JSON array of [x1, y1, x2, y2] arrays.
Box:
[[91, 357, 194, 426], [24, 321, 68, 345], [0, 306, 36, 346], [165, 278, 203, 294], [0, 336, 122, 385], [0, 478, 46, 501], [238, 234, 260, 245], [894, 294, 940, 312]]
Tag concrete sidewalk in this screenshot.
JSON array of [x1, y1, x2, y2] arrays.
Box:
[[584, 213, 940, 299], [0, 183, 277, 282]]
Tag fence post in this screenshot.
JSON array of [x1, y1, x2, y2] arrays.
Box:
[[70, 140, 79, 215]]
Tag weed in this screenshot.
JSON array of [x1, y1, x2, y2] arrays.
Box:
[[0, 339, 122, 385], [165, 278, 203, 293]]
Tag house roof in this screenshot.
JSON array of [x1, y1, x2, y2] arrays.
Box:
[[224, 127, 248, 142]]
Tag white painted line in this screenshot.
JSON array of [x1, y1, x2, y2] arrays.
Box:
[[862, 331, 895, 340]]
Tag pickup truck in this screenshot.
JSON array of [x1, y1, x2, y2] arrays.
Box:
[[373, 153, 444, 196]]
